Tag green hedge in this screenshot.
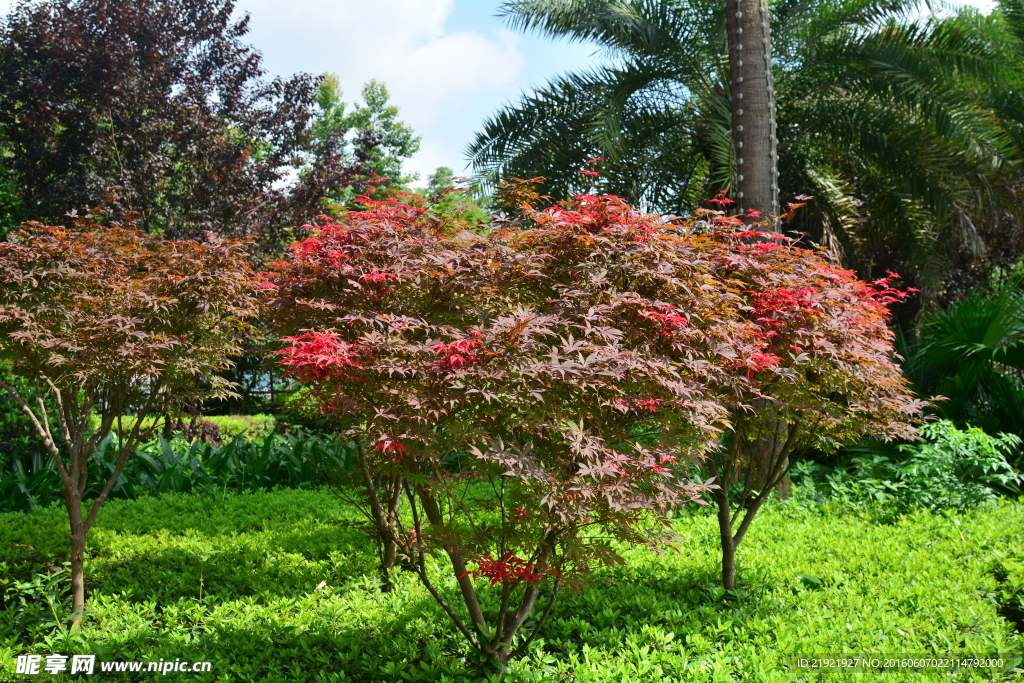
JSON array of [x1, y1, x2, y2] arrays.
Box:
[[205, 414, 277, 441], [1, 490, 1022, 681], [84, 414, 277, 442], [0, 432, 347, 513]]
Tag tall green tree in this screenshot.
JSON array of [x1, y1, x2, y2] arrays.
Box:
[[304, 76, 421, 210], [469, 0, 1022, 302]]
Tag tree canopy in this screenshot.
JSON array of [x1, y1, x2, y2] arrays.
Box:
[[264, 181, 924, 657], [0, 196, 259, 623], [0, 0, 396, 255]]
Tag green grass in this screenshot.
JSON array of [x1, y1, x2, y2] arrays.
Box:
[[1, 490, 1022, 682]]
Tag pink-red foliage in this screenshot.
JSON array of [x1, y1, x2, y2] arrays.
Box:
[[266, 184, 924, 659], [0, 202, 259, 623]]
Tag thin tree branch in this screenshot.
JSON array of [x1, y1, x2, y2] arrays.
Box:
[[511, 579, 562, 659], [0, 377, 69, 482], [404, 482, 481, 650]]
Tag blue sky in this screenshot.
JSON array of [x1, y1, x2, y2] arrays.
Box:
[[232, 0, 601, 183], [230, 0, 997, 183], [0, 0, 1001, 183]]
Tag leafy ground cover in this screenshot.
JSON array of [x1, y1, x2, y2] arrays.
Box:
[[84, 415, 279, 444], [1, 488, 1022, 682]]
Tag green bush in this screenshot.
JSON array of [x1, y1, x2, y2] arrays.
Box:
[[991, 553, 1024, 636], [794, 421, 1022, 514], [85, 414, 277, 443], [205, 414, 276, 441], [0, 489, 1022, 681], [0, 431, 349, 513]]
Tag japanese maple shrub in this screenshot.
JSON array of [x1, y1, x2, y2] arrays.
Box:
[[0, 201, 258, 624], [267, 183, 925, 661], [693, 207, 928, 588], [266, 189, 730, 664]]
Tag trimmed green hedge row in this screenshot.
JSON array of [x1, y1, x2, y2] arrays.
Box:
[[1, 489, 1022, 681], [86, 414, 278, 442]]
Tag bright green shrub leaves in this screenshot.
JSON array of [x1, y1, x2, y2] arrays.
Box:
[[794, 420, 1022, 513]]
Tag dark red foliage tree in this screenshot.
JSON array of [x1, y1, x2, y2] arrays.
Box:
[[267, 179, 926, 662], [0, 197, 259, 624], [693, 202, 927, 589], [0, 0, 359, 254]]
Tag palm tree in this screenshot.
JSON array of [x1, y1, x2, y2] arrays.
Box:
[[469, 0, 1024, 302], [727, 0, 780, 218], [902, 276, 1024, 444]]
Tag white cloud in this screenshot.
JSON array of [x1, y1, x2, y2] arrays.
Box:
[[234, 0, 525, 179], [390, 28, 523, 125]]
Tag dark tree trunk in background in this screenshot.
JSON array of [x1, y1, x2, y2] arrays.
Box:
[[725, 0, 779, 219]]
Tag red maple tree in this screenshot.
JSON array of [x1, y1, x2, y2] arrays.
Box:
[[267, 182, 924, 662], [0, 198, 259, 624]]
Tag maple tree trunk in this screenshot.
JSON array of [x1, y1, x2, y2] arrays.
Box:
[[379, 487, 401, 592], [354, 441, 406, 592], [745, 402, 792, 499], [725, 0, 779, 219], [714, 486, 738, 590], [65, 489, 87, 627]]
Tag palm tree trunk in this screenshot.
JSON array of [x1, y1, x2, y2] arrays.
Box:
[[725, 0, 779, 219], [725, 0, 788, 494]]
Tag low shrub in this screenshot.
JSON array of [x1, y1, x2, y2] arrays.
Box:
[[85, 414, 277, 444], [990, 553, 1024, 634], [205, 414, 277, 442], [0, 432, 349, 513], [793, 421, 1022, 514], [0, 489, 1022, 681]]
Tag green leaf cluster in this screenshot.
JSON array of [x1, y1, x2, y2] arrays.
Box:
[[901, 277, 1024, 446], [0, 432, 349, 514], [793, 420, 1023, 514]]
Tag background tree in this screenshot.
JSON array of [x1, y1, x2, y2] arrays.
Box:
[[727, 0, 779, 218], [413, 167, 492, 224], [470, 0, 1021, 306], [0, 0, 364, 256], [303, 76, 422, 211], [0, 199, 259, 623]]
